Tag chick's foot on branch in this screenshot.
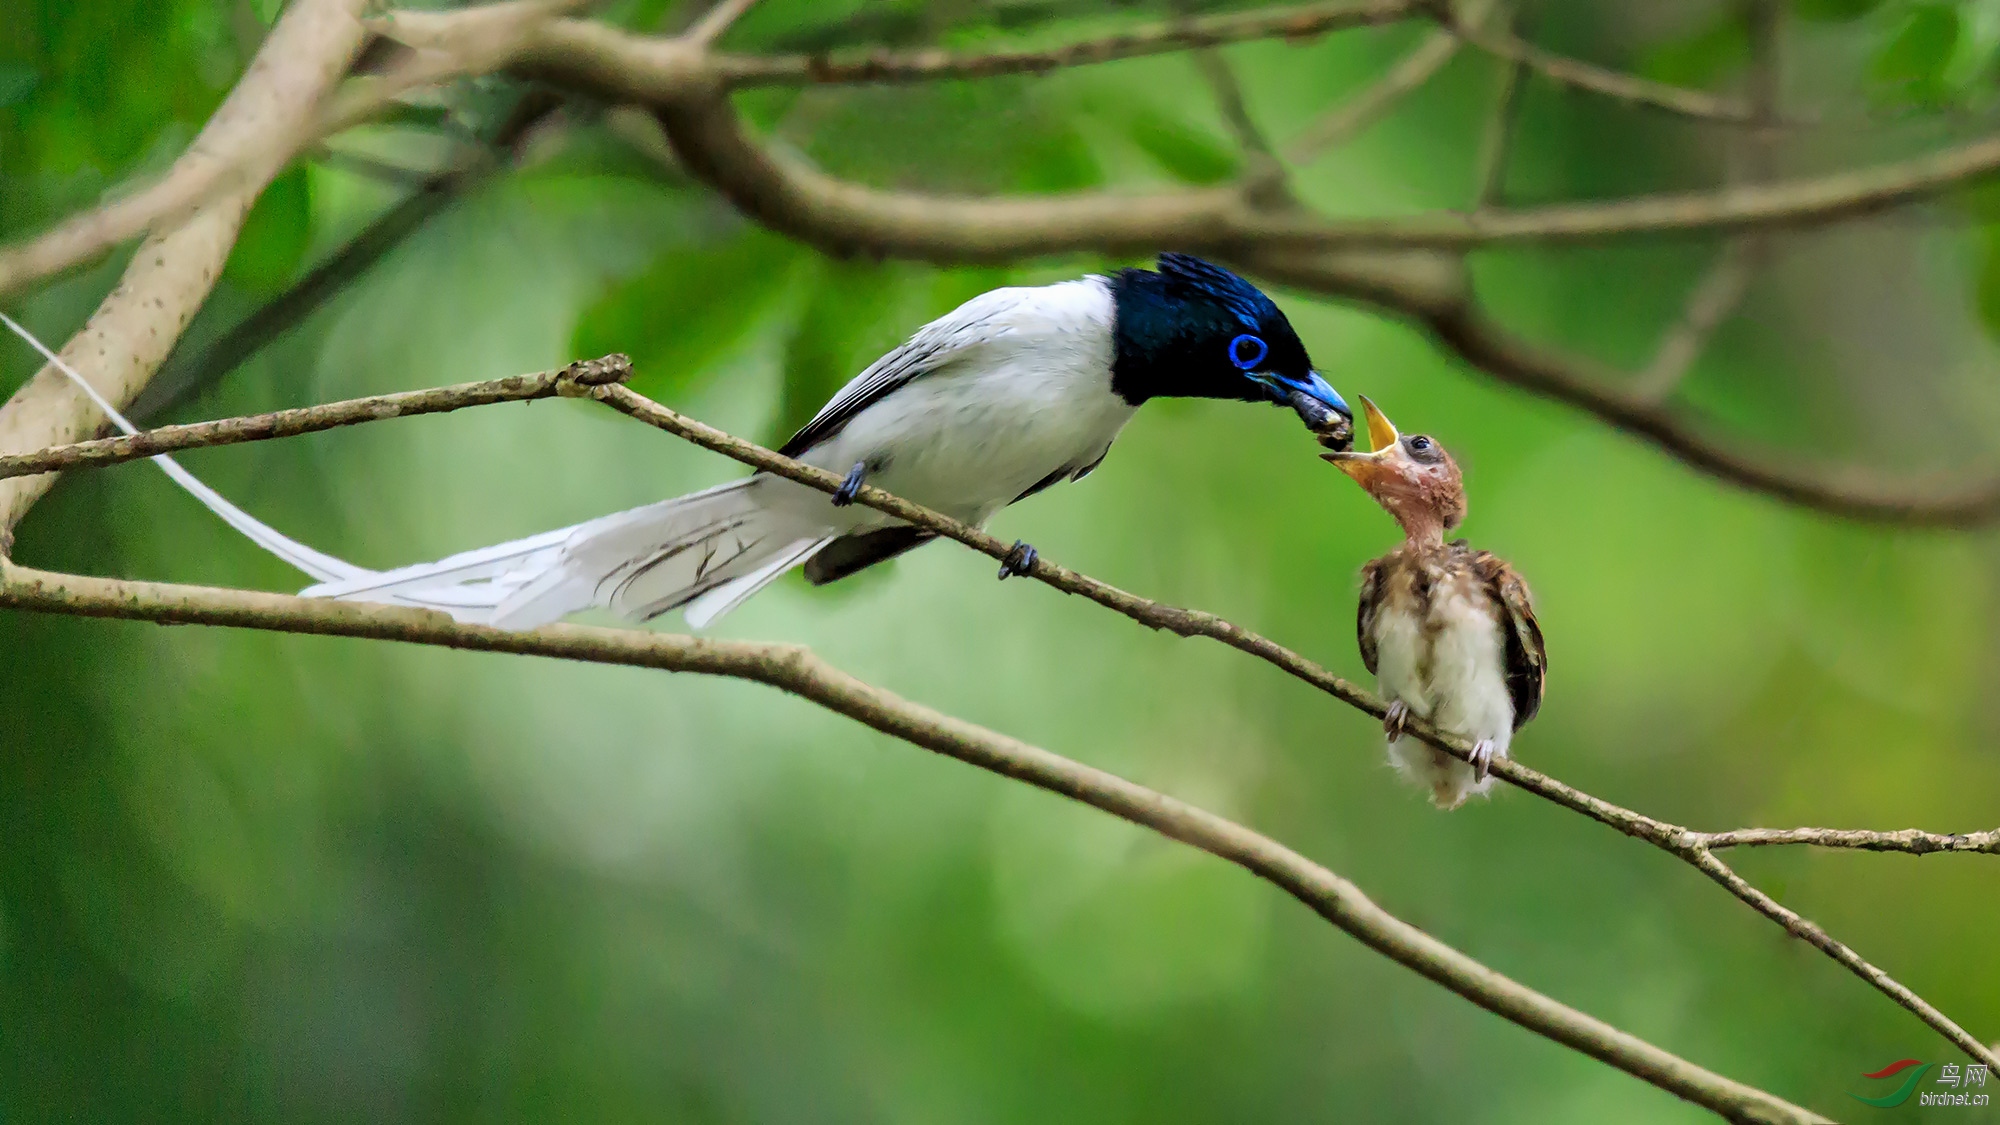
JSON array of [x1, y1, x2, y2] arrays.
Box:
[[1470, 739, 1496, 782], [1383, 700, 1410, 741], [998, 540, 1037, 580], [830, 462, 867, 507]]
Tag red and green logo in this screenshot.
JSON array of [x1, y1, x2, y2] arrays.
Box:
[[1853, 1059, 1931, 1107]]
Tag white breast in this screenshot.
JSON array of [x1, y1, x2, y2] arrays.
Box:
[[801, 278, 1134, 526], [1370, 568, 1516, 808]]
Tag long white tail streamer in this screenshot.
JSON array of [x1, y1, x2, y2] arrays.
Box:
[[0, 310, 372, 584]]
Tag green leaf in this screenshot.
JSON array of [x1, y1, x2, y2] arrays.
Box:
[[1871, 4, 1960, 104], [221, 163, 311, 293], [1126, 109, 1238, 186], [571, 229, 800, 401], [1791, 0, 1886, 20]]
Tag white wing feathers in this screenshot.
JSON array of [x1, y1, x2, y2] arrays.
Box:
[[486, 477, 831, 630]]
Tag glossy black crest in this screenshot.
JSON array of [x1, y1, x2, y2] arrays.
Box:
[[1107, 253, 1314, 406]]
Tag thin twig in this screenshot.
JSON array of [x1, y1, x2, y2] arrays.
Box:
[[1287, 0, 1498, 165], [1471, 4, 1526, 208], [1185, 40, 1288, 204], [1633, 239, 1764, 401], [0, 560, 1833, 1125], [1701, 826, 2000, 854], [0, 360, 627, 481], [1287, 28, 1463, 164], [1440, 15, 1775, 125], [1681, 842, 1988, 1067], [709, 0, 1426, 85], [1634, 0, 1782, 402], [132, 89, 566, 422]]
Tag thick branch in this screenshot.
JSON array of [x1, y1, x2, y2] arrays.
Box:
[[0, 560, 1827, 1124], [0, 0, 371, 539], [512, 22, 1987, 255], [0, 1, 368, 301]]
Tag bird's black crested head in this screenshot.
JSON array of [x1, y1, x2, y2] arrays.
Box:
[[1107, 254, 1350, 439]]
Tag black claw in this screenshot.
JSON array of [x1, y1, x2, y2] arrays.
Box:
[[831, 462, 867, 507], [998, 541, 1038, 580]]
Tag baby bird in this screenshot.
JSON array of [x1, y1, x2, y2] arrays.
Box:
[[1321, 397, 1546, 809]]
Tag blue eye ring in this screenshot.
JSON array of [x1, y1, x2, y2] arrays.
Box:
[[1228, 334, 1268, 371]]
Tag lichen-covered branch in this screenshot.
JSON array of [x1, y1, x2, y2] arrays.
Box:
[[1702, 826, 2000, 854]]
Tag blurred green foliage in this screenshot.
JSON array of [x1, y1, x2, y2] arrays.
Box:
[[2, 2, 1998, 1123]]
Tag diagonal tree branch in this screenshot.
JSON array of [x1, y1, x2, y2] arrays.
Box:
[[1470, 4, 1527, 208], [0, 558, 1831, 1124], [1635, 0, 1781, 402], [0, 0, 372, 542], [1285, 0, 1500, 166], [3, 365, 1988, 1071]]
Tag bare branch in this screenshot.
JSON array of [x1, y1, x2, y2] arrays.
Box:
[[0, 358, 629, 482], [0, 558, 1832, 1124], [1287, 28, 1463, 163], [711, 0, 1425, 86], [1634, 229, 1765, 401], [1287, 0, 1498, 165], [1680, 843, 1995, 1069], [1441, 13, 1770, 125], [1701, 826, 2000, 855], [1635, 0, 1781, 402], [1470, 6, 1527, 208], [0, 0, 372, 540]]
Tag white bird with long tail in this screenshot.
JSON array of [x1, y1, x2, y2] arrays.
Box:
[[5, 254, 1353, 630]]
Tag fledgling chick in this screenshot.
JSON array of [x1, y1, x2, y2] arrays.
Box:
[[1322, 397, 1546, 809]]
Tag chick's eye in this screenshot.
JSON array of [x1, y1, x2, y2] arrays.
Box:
[[1404, 435, 1440, 461], [1408, 436, 1431, 451], [1228, 334, 1268, 371]]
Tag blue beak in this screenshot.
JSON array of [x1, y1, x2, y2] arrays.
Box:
[[1254, 369, 1350, 416]]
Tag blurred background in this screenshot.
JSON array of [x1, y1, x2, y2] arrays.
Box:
[[2, 0, 1997, 1120]]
